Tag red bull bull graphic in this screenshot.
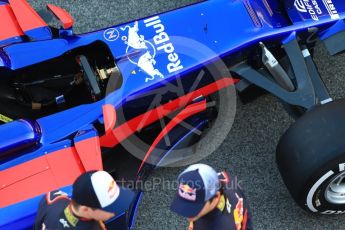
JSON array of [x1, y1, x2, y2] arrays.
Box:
[[121, 21, 147, 49], [137, 51, 164, 82], [121, 21, 163, 82], [178, 184, 197, 201], [120, 16, 183, 83]]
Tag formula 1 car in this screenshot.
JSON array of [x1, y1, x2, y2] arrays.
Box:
[[2, 0, 345, 228]]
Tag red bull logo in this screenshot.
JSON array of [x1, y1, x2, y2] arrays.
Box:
[[122, 21, 147, 49], [121, 21, 163, 82], [178, 184, 197, 201], [233, 193, 244, 230], [144, 16, 183, 74], [120, 16, 183, 83], [107, 180, 118, 199]]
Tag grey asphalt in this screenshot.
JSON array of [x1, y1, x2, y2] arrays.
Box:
[[29, 1, 345, 229]]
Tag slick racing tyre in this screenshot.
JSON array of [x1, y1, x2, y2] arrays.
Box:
[[276, 99, 345, 214]]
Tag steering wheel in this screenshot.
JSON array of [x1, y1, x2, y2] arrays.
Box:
[[76, 55, 101, 101]]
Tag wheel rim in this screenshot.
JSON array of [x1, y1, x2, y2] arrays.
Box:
[[325, 171, 345, 204]]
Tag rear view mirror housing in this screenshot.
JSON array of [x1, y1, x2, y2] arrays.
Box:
[[46, 4, 74, 35]]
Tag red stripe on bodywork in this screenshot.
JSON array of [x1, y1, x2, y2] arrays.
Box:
[[0, 147, 81, 207], [0, 137, 102, 207], [100, 78, 238, 147], [137, 100, 206, 173], [9, 0, 47, 32], [75, 136, 103, 172], [47, 4, 74, 29], [0, 4, 24, 40]]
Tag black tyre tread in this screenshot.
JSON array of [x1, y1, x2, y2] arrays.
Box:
[[276, 99, 345, 207]]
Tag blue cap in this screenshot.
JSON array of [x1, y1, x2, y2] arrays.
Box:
[[170, 164, 220, 218]]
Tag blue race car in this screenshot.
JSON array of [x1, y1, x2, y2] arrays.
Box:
[[2, 0, 345, 228]]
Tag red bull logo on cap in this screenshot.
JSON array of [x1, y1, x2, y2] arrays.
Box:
[[178, 184, 197, 201], [107, 180, 118, 199]]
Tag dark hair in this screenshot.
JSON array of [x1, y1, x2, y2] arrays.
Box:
[[71, 200, 81, 211]]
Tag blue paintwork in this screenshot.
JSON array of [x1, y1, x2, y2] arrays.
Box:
[[282, 31, 297, 45], [129, 192, 144, 229], [0, 48, 11, 67], [4, 39, 69, 69], [24, 27, 52, 41], [0, 36, 23, 47], [59, 28, 73, 37], [0, 119, 40, 157], [2, 0, 345, 228], [19, 0, 340, 150], [319, 19, 345, 40]]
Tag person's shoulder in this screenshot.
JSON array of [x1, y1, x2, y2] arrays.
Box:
[[219, 171, 252, 229], [218, 170, 245, 195], [44, 190, 70, 206], [35, 190, 70, 230]]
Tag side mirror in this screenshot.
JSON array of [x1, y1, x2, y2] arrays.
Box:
[[102, 104, 117, 135], [46, 4, 74, 31]]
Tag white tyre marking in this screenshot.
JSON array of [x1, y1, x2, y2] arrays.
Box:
[[307, 170, 334, 212]]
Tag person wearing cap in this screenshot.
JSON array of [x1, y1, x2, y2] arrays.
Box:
[[34, 170, 134, 230], [171, 164, 252, 230]]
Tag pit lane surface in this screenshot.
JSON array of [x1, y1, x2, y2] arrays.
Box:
[[29, 1, 345, 229]]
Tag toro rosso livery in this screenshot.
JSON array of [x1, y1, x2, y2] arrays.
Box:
[[2, 0, 345, 228]]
